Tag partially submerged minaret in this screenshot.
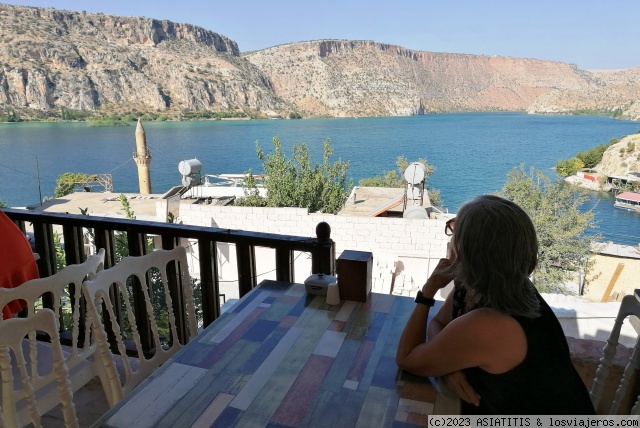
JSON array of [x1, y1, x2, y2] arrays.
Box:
[[134, 118, 152, 194]]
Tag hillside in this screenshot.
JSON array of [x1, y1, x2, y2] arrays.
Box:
[[245, 40, 604, 117], [0, 4, 639, 120], [596, 134, 640, 177], [0, 4, 287, 118]]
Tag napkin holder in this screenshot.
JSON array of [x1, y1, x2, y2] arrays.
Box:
[[304, 273, 336, 296]]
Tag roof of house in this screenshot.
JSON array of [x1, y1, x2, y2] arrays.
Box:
[[615, 192, 640, 202], [28, 192, 163, 220], [338, 186, 435, 217]]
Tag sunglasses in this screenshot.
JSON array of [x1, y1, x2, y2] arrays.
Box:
[[445, 218, 456, 236]]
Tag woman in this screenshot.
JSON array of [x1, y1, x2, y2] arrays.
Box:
[[396, 195, 595, 414]]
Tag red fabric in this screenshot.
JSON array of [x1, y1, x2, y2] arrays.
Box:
[[0, 210, 39, 319]]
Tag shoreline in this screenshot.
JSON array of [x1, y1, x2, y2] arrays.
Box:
[[564, 175, 613, 192]]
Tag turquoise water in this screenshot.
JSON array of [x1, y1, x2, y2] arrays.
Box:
[[1, 113, 639, 245]]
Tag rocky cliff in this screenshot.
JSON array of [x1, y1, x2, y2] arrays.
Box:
[[245, 40, 603, 117], [1, 4, 639, 120], [246, 40, 639, 119], [596, 134, 640, 177], [0, 4, 286, 116]]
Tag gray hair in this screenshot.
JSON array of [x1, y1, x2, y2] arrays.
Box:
[[449, 195, 540, 318]]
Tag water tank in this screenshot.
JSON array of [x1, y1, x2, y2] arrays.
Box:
[[403, 204, 429, 219], [178, 159, 202, 176], [404, 162, 428, 185], [406, 183, 423, 200], [181, 175, 199, 187]]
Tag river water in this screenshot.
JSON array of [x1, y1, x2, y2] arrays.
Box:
[[0, 113, 639, 245]]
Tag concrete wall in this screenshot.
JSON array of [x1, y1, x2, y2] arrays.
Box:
[[585, 254, 640, 302], [172, 203, 449, 300]]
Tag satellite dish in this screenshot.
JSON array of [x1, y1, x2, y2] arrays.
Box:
[[403, 204, 429, 219], [403, 162, 427, 185]]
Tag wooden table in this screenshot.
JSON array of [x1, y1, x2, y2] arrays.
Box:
[[94, 280, 457, 428]]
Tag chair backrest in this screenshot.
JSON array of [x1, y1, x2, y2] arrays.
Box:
[[0, 309, 79, 428], [82, 246, 198, 401], [590, 289, 640, 415], [0, 249, 105, 370]]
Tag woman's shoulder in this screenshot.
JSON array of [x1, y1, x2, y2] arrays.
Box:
[[454, 307, 524, 338]]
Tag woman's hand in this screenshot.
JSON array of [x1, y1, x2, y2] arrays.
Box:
[[422, 258, 456, 297], [441, 370, 480, 407]]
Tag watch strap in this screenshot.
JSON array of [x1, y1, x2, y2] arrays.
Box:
[[415, 290, 436, 307]]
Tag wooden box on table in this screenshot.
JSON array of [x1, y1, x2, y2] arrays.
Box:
[[336, 250, 373, 302]]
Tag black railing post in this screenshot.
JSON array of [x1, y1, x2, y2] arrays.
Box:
[[32, 221, 57, 278], [93, 228, 116, 268], [61, 224, 86, 343], [236, 244, 256, 297], [311, 222, 335, 275], [128, 231, 153, 354], [93, 227, 120, 354], [198, 239, 220, 327], [161, 236, 188, 345], [62, 224, 85, 266], [275, 249, 294, 282]]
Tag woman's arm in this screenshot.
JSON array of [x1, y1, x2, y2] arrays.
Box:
[[397, 259, 527, 378], [397, 306, 527, 378], [424, 286, 481, 406], [427, 285, 454, 341], [396, 258, 455, 372]]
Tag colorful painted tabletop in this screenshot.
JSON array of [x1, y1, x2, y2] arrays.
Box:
[[95, 280, 451, 428]]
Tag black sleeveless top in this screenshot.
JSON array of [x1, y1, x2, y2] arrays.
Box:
[[452, 287, 595, 415]]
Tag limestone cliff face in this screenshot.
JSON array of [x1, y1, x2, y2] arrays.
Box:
[[596, 134, 640, 176], [1, 5, 639, 120], [0, 4, 285, 114], [245, 40, 618, 117], [527, 68, 640, 121]]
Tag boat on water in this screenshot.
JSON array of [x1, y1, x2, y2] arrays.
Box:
[[613, 191, 640, 213]]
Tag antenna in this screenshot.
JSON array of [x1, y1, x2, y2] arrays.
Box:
[[36, 156, 43, 206]]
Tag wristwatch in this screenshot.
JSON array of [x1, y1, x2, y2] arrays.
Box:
[[415, 290, 436, 307]]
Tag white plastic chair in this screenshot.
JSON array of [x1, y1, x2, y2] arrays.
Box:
[[82, 246, 198, 402], [0, 309, 79, 428], [0, 249, 120, 417], [590, 289, 640, 414]]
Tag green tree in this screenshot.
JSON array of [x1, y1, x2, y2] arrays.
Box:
[[575, 144, 609, 168], [359, 156, 443, 207], [0, 199, 5, 208], [499, 165, 599, 294], [54, 172, 99, 197], [114, 194, 137, 260], [555, 157, 585, 177], [236, 137, 351, 214]]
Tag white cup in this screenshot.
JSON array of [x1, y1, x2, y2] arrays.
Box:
[[326, 281, 340, 305]]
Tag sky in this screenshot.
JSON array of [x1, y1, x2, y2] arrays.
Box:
[[4, 0, 640, 70]]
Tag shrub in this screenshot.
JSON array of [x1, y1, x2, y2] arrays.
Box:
[[235, 137, 351, 214], [555, 157, 585, 177]]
